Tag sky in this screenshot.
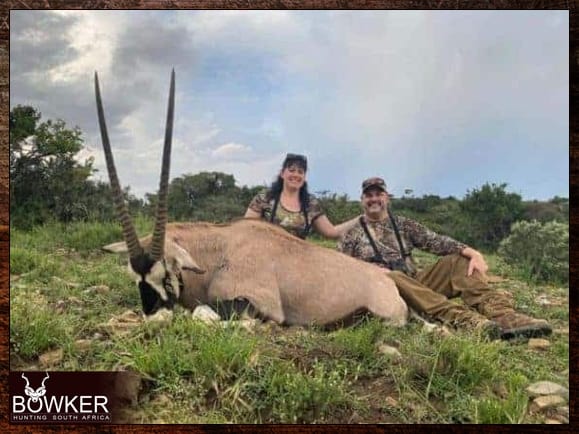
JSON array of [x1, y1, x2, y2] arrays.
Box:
[[10, 10, 568, 201]]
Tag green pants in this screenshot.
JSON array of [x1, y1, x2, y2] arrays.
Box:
[[388, 254, 514, 324]]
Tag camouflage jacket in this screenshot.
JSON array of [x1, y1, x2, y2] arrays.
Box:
[[337, 214, 467, 276], [248, 189, 324, 239]]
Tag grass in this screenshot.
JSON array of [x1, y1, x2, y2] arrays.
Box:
[[10, 290, 75, 359], [9, 219, 569, 424], [473, 373, 529, 424]]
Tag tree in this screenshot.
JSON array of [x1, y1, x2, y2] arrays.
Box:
[[459, 182, 524, 251], [10, 105, 40, 145], [146, 171, 255, 223], [523, 200, 568, 223], [10, 105, 105, 227], [392, 195, 464, 239], [316, 191, 360, 226], [395, 194, 443, 214]]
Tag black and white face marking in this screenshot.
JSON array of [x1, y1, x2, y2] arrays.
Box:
[[128, 259, 180, 316]]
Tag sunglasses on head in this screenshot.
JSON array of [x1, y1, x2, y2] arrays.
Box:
[[285, 153, 307, 163], [283, 153, 308, 170]]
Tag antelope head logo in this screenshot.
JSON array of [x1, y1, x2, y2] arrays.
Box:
[[21, 372, 49, 402]]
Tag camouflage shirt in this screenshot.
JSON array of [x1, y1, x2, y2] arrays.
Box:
[[248, 189, 325, 239], [337, 214, 467, 276]]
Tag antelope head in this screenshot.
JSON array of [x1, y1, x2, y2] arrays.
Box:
[[21, 372, 49, 402], [94, 70, 204, 319]]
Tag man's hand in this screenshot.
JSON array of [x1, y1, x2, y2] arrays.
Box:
[[461, 247, 488, 277]]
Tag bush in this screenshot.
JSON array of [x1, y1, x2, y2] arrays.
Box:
[[498, 220, 568, 284], [459, 183, 524, 251], [316, 192, 361, 225], [523, 200, 568, 223]]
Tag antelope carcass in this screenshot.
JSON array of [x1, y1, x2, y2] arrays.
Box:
[[95, 71, 408, 327]]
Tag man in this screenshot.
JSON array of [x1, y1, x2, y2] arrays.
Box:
[[338, 177, 552, 340]]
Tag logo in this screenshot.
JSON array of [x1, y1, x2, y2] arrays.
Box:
[[10, 372, 115, 423], [22, 372, 49, 403]]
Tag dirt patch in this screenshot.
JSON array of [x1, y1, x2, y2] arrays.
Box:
[[347, 375, 401, 423], [10, 352, 38, 371], [98, 309, 143, 336]]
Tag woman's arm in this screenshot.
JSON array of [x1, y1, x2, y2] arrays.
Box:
[[245, 190, 267, 219], [334, 215, 361, 236], [244, 207, 262, 219], [312, 215, 360, 240]]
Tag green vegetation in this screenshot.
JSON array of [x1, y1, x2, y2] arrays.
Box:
[[11, 290, 75, 359], [458, 183, 525, 251], [9, 219, 568, 424], [498, 220, 569, 284]]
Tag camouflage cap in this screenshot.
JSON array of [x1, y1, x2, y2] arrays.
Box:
[[361, 177, 387, 193]]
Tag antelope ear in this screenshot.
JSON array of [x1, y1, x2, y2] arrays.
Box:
[[102, 241, 128, 253], [103, 236, 150, 253], [167, 241, 206, 274]]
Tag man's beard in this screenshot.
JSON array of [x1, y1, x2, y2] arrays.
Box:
[[365, 202, 386, 214]]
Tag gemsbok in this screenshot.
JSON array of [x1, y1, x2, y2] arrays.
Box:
[[95, 70, 408, 327]]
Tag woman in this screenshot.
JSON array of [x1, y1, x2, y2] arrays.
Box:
[[244, 153, 358, 239]]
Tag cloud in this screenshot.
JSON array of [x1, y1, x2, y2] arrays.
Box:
[[210, 142, 252, 160], [10, 10, 568, 201]]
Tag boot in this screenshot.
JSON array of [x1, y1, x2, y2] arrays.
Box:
[[449, 311, 502, 341], [492, 312, 552, 340], [474, 291, 552, 340], [430, 304, 501, 341]]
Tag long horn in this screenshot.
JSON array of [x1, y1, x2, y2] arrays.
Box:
[[41, 372, 49, 388], [150, 69, 175, 261], [94, 72, 143, 259]]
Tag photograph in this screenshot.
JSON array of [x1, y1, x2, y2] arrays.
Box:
[[9, 10, 569, 424]]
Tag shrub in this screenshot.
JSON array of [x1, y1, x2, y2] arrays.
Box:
[[316, 192, 361, 225], [459, 183, 524, 251], [498, 220, 568, 284]]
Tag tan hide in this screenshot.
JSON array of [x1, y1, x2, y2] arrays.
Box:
[[107, 219, 408, 327]]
